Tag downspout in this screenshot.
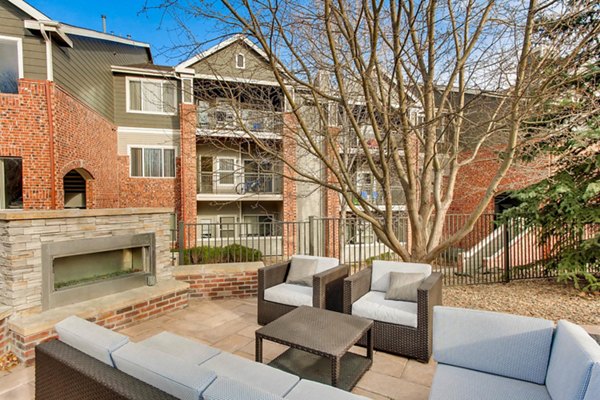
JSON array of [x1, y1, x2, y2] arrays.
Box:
[[40, 25, 57, 209], [45, 81, 57, 209]]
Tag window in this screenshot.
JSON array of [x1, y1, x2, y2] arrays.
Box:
[[217, 158, 235, 185], [0, 157, 22, 209], [0, 36, 22, 94], [219, 216, 236, 238], [198, 218, 215, 238], [181, 78, 193, 104], [236, 53, 245, 69], [130, 147, 176, 178], [127, 78, 177, 114], [244, 215, 274, 237]]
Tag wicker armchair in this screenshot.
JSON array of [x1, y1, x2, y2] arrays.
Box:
[[258, 257, 349, 325], [343, 263, 442, 362]]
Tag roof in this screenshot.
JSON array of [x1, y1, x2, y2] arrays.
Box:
[[111, 63, 177, 77], [176, 34, 273, 71], [14, 0, 151, 49]]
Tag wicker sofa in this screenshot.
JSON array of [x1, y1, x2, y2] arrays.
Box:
[[430, 306, 600, 400], [258, 255, 348, 325], [36, 316, 369, 400], [343, 261, 442, 362]]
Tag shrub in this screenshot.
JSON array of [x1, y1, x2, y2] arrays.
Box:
[[364, 252, 398, 267], [183, 244, 262, 265]]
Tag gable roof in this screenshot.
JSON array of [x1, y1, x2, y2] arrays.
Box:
[[176, 34, 272, 71]]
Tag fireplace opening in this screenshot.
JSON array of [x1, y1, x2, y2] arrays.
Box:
[[54, 247, 145, 290], [42, 233, 156, 310]]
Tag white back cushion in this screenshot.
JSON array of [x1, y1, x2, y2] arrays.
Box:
[[291, 255, 339, 274], [371, 260, 431, 292], [55, 316, 129, 367], [112, 342, 216, 400]]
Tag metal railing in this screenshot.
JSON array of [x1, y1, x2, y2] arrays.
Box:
[[354, 185, 406, 206], [175, 214, 600, 286], [197, 108, 283, 133], [197, 172, 283, 195]]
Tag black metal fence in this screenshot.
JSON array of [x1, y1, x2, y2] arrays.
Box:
[[175, 214, 599, 286]]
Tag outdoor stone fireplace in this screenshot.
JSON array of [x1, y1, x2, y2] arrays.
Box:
[[42, 233, 156, 310], [0, 208, 190, 364]]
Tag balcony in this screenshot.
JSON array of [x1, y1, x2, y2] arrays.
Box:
[[196, 171, 283, 201], [196, 107, 283, 139], [352, 185, 406, 210]]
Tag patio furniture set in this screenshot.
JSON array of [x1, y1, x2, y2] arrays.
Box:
[[34, 254, 600, 399]]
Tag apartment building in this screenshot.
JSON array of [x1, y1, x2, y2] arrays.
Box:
[[0, 0, 550, 256]]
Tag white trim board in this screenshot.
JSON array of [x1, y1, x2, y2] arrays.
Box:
[[7, 0, 49, 21], [193, 73, 280, 87], [118, 127, 181, 135], [23, 20, 150, 49]]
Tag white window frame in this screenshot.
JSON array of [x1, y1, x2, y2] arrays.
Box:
[[216, 157, 236, 186], [235, 53, 246, 69], [0, 35, 24, 91], [218, 215, 237, 238], [243, 214, 275, 237], [127, 144, 177, 178], [181, 77, 193, 104], [125, 77, 178, 116]]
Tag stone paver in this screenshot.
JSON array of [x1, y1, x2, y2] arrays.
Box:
[[0, 298, 435, 399]]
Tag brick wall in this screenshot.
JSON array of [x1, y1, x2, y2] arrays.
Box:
[[10, 288, 189, 365], [282, 113, 298, 257], [0, 80, 54, 209], [117, 156, 178, 207], [449, 147, 552, 215], [177, 104, 198, 245], [52, 86, 121, 208], [175, 271, 258, 300]]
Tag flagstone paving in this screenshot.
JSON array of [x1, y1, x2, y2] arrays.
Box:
[[0, 298, 433, 399]]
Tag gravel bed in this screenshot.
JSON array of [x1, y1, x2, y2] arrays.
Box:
[[443, 278, 600, 326]]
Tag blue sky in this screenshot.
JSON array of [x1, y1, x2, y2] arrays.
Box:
[[27, 1, 219, 65]]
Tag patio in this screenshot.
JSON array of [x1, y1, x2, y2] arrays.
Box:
[[0, 298, 434, 400]]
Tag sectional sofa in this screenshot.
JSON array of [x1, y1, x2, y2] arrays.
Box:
[[430, 307, 600, 400], [35, 316, 369, 400]]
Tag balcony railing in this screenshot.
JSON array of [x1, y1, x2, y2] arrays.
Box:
[[353, 185, 406, 206], [197, 108, 283, 134], [197, 172, 283, 195]]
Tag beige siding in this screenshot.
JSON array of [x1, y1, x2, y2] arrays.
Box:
[[53, 35, 150, 121], [191, 41, 277, 83], [113, 74, 181, 129], [0, 0, 47, 80], [117, 131, 180, 155]]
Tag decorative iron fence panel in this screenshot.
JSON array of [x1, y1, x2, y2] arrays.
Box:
[[175, 215, 599, 286]]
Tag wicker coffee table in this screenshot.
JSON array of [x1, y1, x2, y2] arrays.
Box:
[[255, 306, 373, 390]]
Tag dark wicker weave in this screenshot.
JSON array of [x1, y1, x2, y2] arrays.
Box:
[[36, 340, 176, 400], [343, 268, 443, 363], [257, 260, 349, 325], [256, 306, 373, 388]]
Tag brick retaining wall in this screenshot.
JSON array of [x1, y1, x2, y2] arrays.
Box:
[[173, 262, 262, 300]]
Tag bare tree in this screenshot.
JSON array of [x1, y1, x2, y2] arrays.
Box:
[[160, 0, 599, 262]]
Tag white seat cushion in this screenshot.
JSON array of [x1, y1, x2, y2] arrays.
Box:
[[201, 352, 299, 397], [203, 376, 284, 400], [55, 316, 129, 366], [112, 342, 216, 400], [371, 260, 431, 292], [264, 283, 313, 307], [352, 291, 418, 327], [285, 379, 370, 400], [138, 331, 220, 365]]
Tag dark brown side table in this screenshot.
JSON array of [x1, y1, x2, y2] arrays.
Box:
[[255, 305, 373, 390]]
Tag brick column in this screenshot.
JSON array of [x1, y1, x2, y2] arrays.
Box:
[[178, 103, 198, 247], [282, 112, 298, 257], [324, 126, 341, 258]]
